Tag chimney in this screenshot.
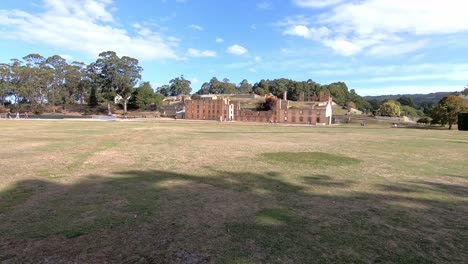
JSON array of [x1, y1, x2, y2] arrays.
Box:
[[283, 91, 287, 100]]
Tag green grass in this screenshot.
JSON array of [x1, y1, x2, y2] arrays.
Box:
[[0, 119, 466, 263], [0, 185, 37, 213], [262, 151, 360, 167]]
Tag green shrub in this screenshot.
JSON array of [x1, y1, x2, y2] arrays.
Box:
[[83, 108, 93, 115], [34, 105, 45, 115], [417, 117, 431, 124]]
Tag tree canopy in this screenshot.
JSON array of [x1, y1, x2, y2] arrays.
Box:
[[379, 100, 401, 117], [431, 95, 467, 129]]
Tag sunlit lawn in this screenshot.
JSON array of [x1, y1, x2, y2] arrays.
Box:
[[0, 119, 467, 263]]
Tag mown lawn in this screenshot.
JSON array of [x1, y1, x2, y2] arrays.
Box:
[[0, 119, 467, 263]]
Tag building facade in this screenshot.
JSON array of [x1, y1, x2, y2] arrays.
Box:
[[185, 95, 234, 121], [185, 92, 333, 125]]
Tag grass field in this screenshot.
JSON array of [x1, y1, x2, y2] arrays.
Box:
[[0, 119, 467, 263]]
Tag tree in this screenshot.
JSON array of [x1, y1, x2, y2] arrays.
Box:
[[253, 79, 269, 95], [431, 95, 467, 129], [156, 85, 170, 96], [462, 86, 468, 96], [221, 78, 236, 94], [207, 77, 223, 94], [134, 82, 163, 111], [0, 63, 13, 107], [379, 100, 401, 117], [168, 75, 191, 96], [89, 86, 99, 107], [46, 55, 68, 112], [88, 51, 142, 115], [115, 56, 142, 114], [196, 82, 210, 95], [65, 61, 88, 104], [238, 79, 252, 94], [397, 96, 416, 108], [400, 105, 424, 119]]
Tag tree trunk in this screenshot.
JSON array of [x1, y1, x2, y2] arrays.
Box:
[[107, 100, 111, 115], [448, 123, 452, 130], [123, 99, 128, 116]]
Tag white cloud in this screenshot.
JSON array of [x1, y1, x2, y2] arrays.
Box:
[[215, 38, 224, 43], [188, 24, 203, 31], [186, 48, 217, 57], [59, 54, 73, 61], [254, 56, 262, 62], [283, 0, 468, 56], [367, 40, 428, 57], [284, 25, 330, 40], [257, 2, 272, 9], [0, 0, 178, 60], [292, 0, 345, 8], [248, 67, 257, 72], [188, 77, 199, 84], [226, 44, 248, 55], [354, 63, 468, 83]]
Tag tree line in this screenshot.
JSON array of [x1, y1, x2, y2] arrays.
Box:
[[0, 51, 162, 115], [1, 51, 465, 127]]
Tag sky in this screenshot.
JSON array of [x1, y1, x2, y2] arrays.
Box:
[[0, 0, 467, 96]]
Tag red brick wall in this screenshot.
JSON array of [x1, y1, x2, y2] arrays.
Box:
[[185, 98, 233, 121]]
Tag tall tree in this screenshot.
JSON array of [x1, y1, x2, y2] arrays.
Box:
[[221, 78, 236, 94], [0, 63, 12, 107], [65, 61, 88, 104], [196, 82, 210, 95], [238, 79, 252, 94], [169, 75, 191, 96], [207, 77, 223, 94], [88, 51, 142, 115], [46, 55, 68, 112], [156, 84, 170, 96], [115, 56, 142, 114], [431, 95, 467, 129], [134, 82, 164, 111]]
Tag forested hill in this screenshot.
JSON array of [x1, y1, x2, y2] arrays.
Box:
[[364, 92, 456, 104]]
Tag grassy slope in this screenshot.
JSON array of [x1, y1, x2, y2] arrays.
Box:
[[0, 120, 467, 263]]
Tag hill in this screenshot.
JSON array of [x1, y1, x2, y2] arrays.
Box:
[[364, 91, 457, 103]]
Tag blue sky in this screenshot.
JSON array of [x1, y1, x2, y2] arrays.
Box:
[[0, 0, 467, 95]]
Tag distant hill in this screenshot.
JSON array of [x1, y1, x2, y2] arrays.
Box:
[[364, 91, 458, 103]]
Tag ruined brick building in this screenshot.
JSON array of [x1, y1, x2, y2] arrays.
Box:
[[185, 95, 234, 121], [184, 92, 333, 125]]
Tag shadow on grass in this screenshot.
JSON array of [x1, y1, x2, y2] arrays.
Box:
[[0, 169, 466, 263]]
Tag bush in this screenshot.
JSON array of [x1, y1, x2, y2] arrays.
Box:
[[96, 105, 115, 114], [417, 117, 431, 124], [34, 105, 45, 115], [83, 108, 93, 115]]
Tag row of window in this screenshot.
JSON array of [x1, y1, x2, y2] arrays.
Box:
[[284, 116, 321, 123], [283, 110, 321, 115]]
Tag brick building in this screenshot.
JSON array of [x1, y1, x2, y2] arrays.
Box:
[[185, 95, 234, 121], [185, 92, 333, 125], [275, 95, 333, 125]]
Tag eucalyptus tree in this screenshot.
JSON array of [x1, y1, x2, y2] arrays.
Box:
[[22, 53, 50, 106], [169, 75, 191, 96], [45, 55, 68, 112], [238, 79, 252, 94], [65, 61, 88, 104], [0, 63, 12, 107], [88, 51, 142, 115]]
